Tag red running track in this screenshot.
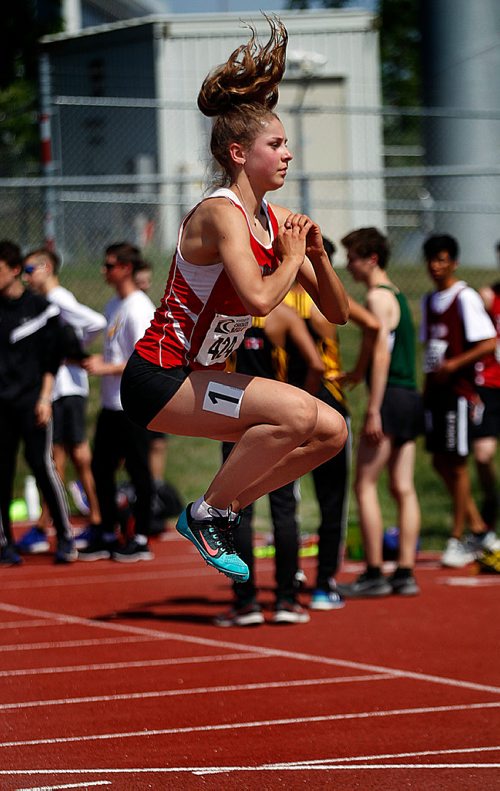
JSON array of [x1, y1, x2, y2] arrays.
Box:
[[1, 525, 499, 790]]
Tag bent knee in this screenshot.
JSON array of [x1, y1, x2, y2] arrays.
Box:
[[282, 392, 318, 441], [319, 410, 348, 457]]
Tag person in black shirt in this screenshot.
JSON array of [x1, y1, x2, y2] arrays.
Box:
[[0, 240, 76, 565]]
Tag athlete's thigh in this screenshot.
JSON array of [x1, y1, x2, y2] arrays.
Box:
[[147, 369, 314, 441], [388, 440, 416, 490], [355, 433, 392, 483]]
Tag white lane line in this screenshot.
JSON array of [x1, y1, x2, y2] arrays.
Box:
[[2, 760, 500, 778], [2, 601, 500, 696], [16, 783, 111, 790], [197, 746, 500, 775], [0, 620, 57, 630], [2, 701, 500, 749], [0, 652, 264, 678], [0, 673, 395, 711], [0, 566, 213, 591], [0, 636, 161, 654], [441, 577, 500, 587]]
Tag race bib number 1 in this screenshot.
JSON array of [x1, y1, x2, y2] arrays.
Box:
[[195, 313, 252, 366]]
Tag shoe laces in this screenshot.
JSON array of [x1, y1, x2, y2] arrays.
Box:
[[206, 508, 237, 555]]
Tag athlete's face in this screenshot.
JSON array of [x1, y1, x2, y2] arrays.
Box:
[[23, 255, 49, 293], [245, 116, 293, 191], [346, 251, 375, 283], [425, 250, 457, 290], [0, 260, 20, 296]]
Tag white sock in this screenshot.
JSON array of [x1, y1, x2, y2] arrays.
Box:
[[191, 496, 228, 521]]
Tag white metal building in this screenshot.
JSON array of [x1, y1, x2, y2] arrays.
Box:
[[42, 10, 384, 254]]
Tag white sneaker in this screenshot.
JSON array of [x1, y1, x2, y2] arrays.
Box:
[[441, 537, 476, 568], [465, 531, 500, 556]]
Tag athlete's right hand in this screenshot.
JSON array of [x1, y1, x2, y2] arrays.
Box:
[[274, 214, 312, 265]]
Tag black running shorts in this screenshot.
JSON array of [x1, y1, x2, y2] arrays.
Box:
[[120, 350, 189, 429]]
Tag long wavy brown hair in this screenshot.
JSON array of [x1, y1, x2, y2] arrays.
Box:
[[197, 15, 288, 184]]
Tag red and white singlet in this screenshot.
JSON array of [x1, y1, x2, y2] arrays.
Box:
[[475, 287, 500, 388], [135, 188, 279, 372]]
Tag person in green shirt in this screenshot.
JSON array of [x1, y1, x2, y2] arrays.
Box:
[[339, 227, 423, 598]]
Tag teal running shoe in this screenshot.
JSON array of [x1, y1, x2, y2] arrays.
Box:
[[176, 504, 249, 582]]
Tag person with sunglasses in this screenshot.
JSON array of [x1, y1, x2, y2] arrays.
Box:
[[79, 242, 156, 562], [17, 247, 106, 556], [0, 240, 76, 564]]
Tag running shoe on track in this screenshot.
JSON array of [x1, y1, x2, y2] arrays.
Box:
[[387, 572, 420, 596], [310, 587, 345, 610], [0, 544, 23, 565], [338, 572, 392, 598], [271, 599, 310, 624], [112, 534, 153, 563], [175, 504, 249, 582], [54, 537, 78, 564], [213, 601, 264, 627], [16, 526, 49, 554]]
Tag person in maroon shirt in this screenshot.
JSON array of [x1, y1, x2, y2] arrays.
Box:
[[421, 234, 496, 568]]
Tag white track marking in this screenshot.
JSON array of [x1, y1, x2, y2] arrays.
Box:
[[1, 701, 499, 749], [2, 602, 500, 695], [202, 743, 500, 769], [2, 758, 500, 778], [16, 783, 111, 790], [0, 636, 160, 654], [0, 566, 213, 591], [0, 620, 56, 630], [441, 576, 500, 587], [0, 673, 395, 711], [0, 652, 264, 678]]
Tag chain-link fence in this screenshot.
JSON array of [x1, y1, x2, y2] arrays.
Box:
[[1, 100, 499, 310]]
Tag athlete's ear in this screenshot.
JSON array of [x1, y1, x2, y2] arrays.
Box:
[[229, 142, 246, 167]]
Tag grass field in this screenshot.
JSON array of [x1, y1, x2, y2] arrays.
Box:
[[12, 261, 499, 553]]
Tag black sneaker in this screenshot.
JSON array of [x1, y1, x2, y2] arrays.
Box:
[[54, 537, 78, 564], [0, 544, 23, 566], [338, 572, 392, 599], [388, 572, 420, 596], [78, 532, 116, 561], [112, 535, 153, 563], [213, 601, 264, 627], [175, 504, 249, 582], [271, 599, 310, 625]]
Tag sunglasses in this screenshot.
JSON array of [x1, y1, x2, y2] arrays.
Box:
[[23, 264, 39, 274]]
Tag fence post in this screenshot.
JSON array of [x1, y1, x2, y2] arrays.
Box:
[[38, 51, 57, 252]]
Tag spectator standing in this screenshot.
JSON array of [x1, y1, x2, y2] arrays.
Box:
[[79, 242, 156, 562], [215, 302, 324, 626], [339, 228, 423, 597], [0, 240, 76, 565], [284, 239, 379, 609], [472, 248, 500, 537], [17, 248, 106, 553], [421, 234, 496, 568]]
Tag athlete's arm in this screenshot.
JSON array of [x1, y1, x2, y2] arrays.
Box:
[[271, 204, 349, 325], [185, 199, 309, 316], [266, 303, 324, 395], [362, 289, 395, 444], [340, 298, 380, 388]]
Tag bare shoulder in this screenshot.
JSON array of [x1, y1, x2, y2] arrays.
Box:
[[267, 202, 290, 224], [367, 286, 399, 326], [193, 196, 245, 228]]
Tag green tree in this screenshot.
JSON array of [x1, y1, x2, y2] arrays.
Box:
[[0, 1, 62, 176]]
